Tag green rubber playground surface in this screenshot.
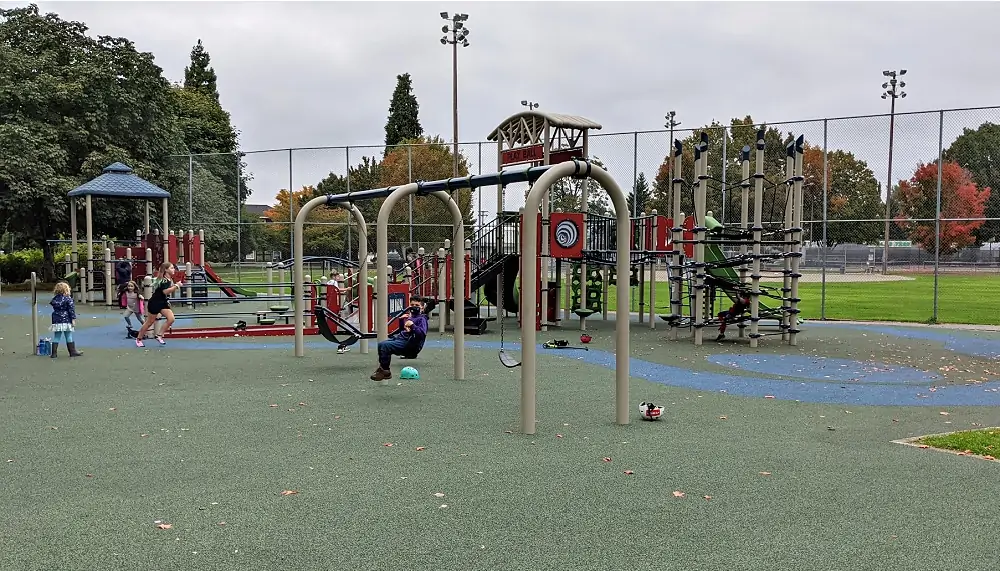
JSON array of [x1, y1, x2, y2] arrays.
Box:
[[2, 299, 1000, 570]]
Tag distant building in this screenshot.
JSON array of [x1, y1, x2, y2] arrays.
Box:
[[244, 204, 272, 223]]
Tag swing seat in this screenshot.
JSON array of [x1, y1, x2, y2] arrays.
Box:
[[499, 349, 521, 368]]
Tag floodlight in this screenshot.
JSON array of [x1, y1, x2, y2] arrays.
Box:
[[462, 40, 469, 47], [440, 37, 447, 44], [521, 100, 528, 105], [440, 12, 449, 19], [883, 70, 891, 76], [881, 94, 887, 99], [458, 13, 468, 20], [882, 82, 888, 89], [442, 25, 449, 33], [454, 21, 463, 29], [899, 81, 905, 88], [900, 69, 907, 75], [900, 92, 906, 98]]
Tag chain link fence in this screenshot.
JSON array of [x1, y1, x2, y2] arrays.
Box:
[[165, 106, 1000, 325]]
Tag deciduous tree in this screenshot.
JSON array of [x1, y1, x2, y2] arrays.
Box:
[[0, 5, 183, 279], [893, 161, 990, 254], [943, 122, 1000, 244], [378, 136, 470, 245], [800, 144, 884, 245]]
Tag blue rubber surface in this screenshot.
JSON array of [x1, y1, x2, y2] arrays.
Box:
[[4, 296, 999, 406], [706, 354, 940, 385]]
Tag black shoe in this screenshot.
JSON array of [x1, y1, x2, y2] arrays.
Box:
[[715, 334, 725, 341], [67, 342, 83, 357], [50, 343, 58, 358]]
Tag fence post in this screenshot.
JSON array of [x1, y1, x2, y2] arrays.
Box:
[[408, 145, 414, 248], [821, 119, 828, 320], [188, 155, 194, 226], [934, 110, 944, 323], [236, 153, 242, 278], [288, 149, 294, 260], [346, 146, 353, 260], [721, 128, 728, 224], [632, 131, 638, 217]]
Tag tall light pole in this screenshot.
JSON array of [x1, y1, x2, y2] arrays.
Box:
[[521, 100, 539, 110], [441, 12, 469, 177], [665, 111, 681, 208], [880, 69, 906, 274]]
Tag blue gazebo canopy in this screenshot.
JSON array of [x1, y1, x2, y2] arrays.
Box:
[[67, 162, 171, 199]]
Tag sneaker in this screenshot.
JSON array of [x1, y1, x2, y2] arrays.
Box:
[[370, 368, 392, 382], [156, 336, 166, 345], [337, 346, 350, 354], [135, 339, 145, 348]]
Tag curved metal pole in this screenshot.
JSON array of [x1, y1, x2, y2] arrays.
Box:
[[294, 196, 371, 357], [377, 184, 466, 380], [348, 202, 370, 355], [520, 161, 631, 435]]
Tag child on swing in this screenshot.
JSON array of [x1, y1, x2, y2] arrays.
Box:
[[370, 297, 428, 381]]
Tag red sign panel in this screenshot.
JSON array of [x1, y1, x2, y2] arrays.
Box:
[[550, 147, 584, 165], [549, 213, 585, 260], [501, 144, 544, 166]]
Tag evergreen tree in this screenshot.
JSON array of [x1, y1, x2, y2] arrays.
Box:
[[627, 172, 652, 216], [184, 39, 218, 100], [384, 73, 423, 149]]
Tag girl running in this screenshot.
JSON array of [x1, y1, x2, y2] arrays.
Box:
[[136, 262, 182, 347]]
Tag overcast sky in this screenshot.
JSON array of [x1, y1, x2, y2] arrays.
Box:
[[12, 1, 1000, 217]]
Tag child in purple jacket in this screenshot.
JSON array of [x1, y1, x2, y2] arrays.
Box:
[[371, 298, 428, 381], [49, 282, 83, 358]]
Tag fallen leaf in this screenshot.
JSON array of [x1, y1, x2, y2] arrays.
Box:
[[764, 395, 775, 399], [269, 404, 278, 408], [672, 490, 684, 497], [939, 411, 950, 416], [218, 522, 226, 526], [383, 443, 393, 447], [504, 430, 512, 434], [918, 445, 929, 449], [719, 416, 728, 420], [602, 457, 612, 463], [415, 446, 426, 451], [703, 495, 712, 500], [624, 470, 634, 475], [298, 402, 306, 406], [140, 434, 149, 437], [556, 434, 564, 438], [85, 474, 94, 478], [280, 490, 298, 496], [759, 471, 772, 476], [984, 455, 996, 461], [434, 492, 445, 498], [109, 407, 117, 411], [439, 504, 448, 509], [156, 523, 172, 529]]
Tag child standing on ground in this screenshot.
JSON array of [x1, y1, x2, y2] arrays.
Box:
[[49, 282, 83, 358], [136, 262, 182, 347], [119, 280, 145, 329]]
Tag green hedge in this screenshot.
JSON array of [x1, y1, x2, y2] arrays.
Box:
[[0, 249, 45, 284]]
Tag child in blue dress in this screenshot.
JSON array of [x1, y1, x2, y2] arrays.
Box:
[[49, 281, 83, 358]]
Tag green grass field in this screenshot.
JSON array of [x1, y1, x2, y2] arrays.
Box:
[[919, 428, 1000, 458], [211, 265, 999, 326]]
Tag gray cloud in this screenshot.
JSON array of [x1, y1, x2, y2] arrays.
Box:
[[14, 1, 1000, 209]]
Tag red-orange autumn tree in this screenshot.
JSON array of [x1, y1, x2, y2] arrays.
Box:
[[893, 161, 990, 254]]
